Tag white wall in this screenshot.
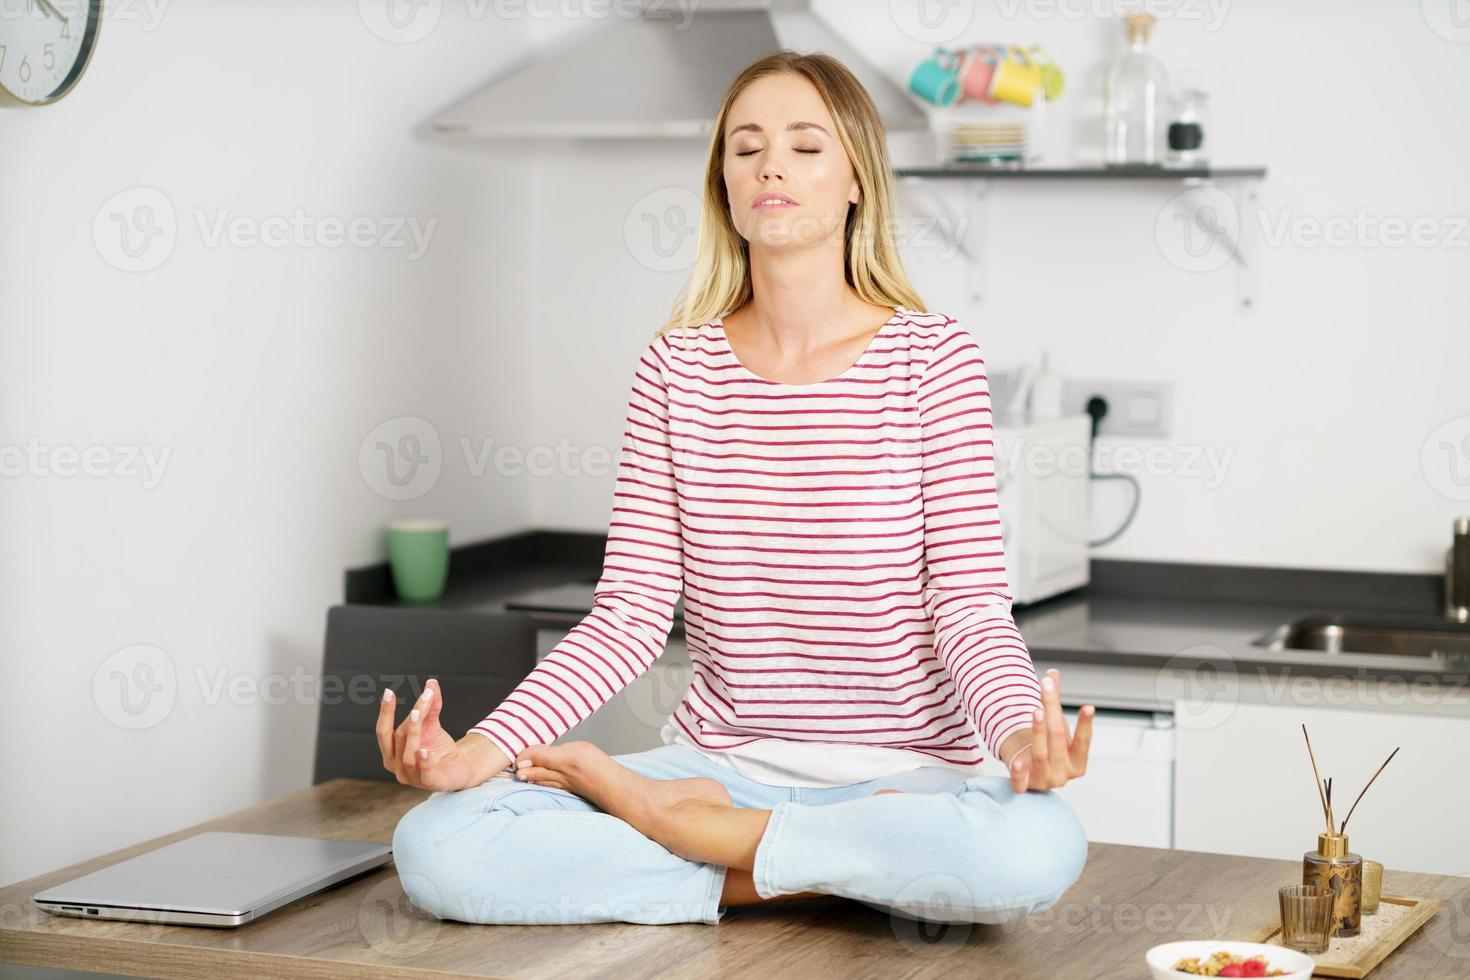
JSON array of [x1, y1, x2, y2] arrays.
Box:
[[2, 0, 1466, 887], [531, 0, 1470, 575], [0, 2, 545, 886]]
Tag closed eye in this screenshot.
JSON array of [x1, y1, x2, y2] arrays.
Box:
[[734, 149, 821, 156]]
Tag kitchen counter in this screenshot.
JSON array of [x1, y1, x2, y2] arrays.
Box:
[[327, 532, 1470, 882], [343, 531, 1470, 715], [4, 778, 1466, 979]]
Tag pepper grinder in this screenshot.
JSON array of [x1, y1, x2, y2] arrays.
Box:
[[1303, 831, 1362, 937]]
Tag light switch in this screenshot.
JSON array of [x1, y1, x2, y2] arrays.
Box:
[[1063, 379, 1173, 437], [1128, 392, 1163, 429]]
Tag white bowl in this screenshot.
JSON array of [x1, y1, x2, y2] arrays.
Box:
[[1145, 939, 1315, 979]]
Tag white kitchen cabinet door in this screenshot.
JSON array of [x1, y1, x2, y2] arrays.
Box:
[[1174, 700, 1470, 877], [1049, 709, 1175, 849]]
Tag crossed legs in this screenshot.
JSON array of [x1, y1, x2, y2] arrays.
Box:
[[514, 740, 905, 907]]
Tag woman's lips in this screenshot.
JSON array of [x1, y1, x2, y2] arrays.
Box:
[[752, 198, 798, 210]]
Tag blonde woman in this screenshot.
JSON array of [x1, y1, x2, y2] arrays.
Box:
[[385, 50, 1093, 927]]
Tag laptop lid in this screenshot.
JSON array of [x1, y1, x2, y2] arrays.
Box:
[[33, 831, 393, 928]]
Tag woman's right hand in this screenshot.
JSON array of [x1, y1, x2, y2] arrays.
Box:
[[377, 678, 511, 792]]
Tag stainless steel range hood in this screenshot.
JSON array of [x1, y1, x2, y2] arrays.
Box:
[[422, 0, 927, 140]]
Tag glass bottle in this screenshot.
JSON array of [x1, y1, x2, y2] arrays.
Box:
[[1303, 831, 1363, 938], [1165, 85, 1210, 169], [1103, 12, 1170, 168]]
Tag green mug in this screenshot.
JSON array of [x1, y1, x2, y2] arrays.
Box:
[[386, 518, 449, 602], [908, 47, 964, 107]]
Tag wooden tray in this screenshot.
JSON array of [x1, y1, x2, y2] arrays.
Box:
[[1245, 894, 1441, 978]]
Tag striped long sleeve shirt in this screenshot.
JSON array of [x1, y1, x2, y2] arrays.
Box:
[[470, 307, 1046, 787]]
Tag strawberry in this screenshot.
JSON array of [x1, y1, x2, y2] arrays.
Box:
[[1218, 965, 1246, 978], [1241, 959, 1268, 978]]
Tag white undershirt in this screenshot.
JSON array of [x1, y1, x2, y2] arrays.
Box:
[[657, 718, 987, 788]]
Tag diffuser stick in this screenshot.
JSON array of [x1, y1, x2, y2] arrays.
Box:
[[1302, 724, 1333, 835], [1339, 746, 1400, 834]]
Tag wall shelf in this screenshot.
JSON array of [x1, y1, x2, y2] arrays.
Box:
[[893, 165, 1268, 310], [894, 165, 1267, 180]]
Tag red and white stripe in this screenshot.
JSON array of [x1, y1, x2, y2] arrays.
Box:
[[471, 309, 1045, 774]]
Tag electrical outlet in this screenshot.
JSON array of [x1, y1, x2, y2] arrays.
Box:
[[1063, 379, 1174, 438]]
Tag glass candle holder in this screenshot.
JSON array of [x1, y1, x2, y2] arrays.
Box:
[[1280, 884, 1333, 954], [1362, 861, 1383, 915]]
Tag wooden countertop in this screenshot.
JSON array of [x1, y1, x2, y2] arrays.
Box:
[[2, 779, 1466, 979]]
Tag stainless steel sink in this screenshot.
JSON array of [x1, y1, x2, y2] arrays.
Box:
[[1254, 613, 1470, 659]]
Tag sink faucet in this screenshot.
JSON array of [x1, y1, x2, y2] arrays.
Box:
[[1448, 517, 1470, 622]]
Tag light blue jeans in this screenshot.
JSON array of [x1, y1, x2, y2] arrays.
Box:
[[391, 742, 1088, 926]]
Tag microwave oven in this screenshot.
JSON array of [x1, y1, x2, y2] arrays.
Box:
[[991, 414, 1091, 606]]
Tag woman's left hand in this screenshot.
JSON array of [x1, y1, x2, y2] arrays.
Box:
[[1005, 667, 1093, 793]]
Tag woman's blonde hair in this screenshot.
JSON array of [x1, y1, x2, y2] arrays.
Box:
[[655, 50, 926, 342]]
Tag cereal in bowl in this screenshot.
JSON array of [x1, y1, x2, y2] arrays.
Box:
[[1170, 949, 1289, 977]]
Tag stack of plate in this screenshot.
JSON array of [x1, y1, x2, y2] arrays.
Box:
[[948, 121, 1029, 165]]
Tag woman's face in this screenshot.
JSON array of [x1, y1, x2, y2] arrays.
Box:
[[722, 72, 860, 252]]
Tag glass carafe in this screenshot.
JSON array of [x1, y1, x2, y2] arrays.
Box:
[[1104, 12, 1170, 167]]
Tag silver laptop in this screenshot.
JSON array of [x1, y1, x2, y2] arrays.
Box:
[[33, 831, 393, 927]]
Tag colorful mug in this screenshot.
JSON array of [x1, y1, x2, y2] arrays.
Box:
[[959, 44, 1002, 104], [908, 47, 964, 107], [1030, 42, 1066, 100], [989, 46, 1043, 107]]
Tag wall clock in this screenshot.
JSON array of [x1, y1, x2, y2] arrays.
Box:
[[0, 0, 102, 106]]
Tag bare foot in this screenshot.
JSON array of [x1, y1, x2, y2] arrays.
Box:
[[516, 740, 732, 843], [873, 789, 904, 796]]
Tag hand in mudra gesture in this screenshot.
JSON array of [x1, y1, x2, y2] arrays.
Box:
[[376, 679, 509, 792], [1003, 667, 1094, 793]]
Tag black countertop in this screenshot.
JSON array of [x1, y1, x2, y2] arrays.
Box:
[[344, 530, 1470, 687]]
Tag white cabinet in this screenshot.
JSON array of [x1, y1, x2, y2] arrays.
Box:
[[1174, 699, 1470, 877], [1050, 709, 1175, 849], [531, 628, 1470, 879], [535, 630, 693, 757]]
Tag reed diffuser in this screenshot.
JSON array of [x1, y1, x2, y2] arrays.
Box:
[[1299, 724, 1400, 938]]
